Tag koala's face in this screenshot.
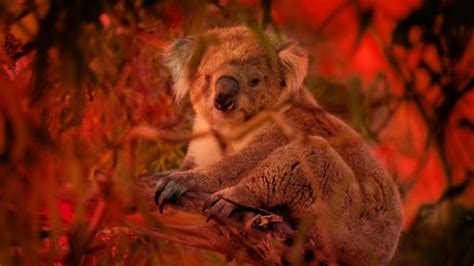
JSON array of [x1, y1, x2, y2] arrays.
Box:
[[165, 27, 308, 128], [189, 31, 284, 127]]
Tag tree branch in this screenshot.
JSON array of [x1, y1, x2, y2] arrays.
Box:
[[128, 173, 296, 265]]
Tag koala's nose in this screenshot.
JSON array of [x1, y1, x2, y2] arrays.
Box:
[[214, 76, 239, 112]]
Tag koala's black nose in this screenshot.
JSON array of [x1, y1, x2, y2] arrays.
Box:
[[214, 76, 239, 112]]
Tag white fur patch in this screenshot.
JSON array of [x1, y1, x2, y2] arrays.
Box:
[[279, 44, 308, 92], [163, 38, 193, 102], [188, 115, 223, 167], [173, 72, 190, 102]]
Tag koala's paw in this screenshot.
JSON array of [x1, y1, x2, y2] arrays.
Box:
[[154, 176, 188, 213]]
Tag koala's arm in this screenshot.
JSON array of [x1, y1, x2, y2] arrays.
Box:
[[207, 136, 362, 213], [171, 127, 289, 193]]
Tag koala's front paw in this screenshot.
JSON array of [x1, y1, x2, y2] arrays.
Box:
[[154, 175, 188, 213]]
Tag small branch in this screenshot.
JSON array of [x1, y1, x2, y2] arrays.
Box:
[[314, 0, 352, 35], [137, 31, 169, 50]]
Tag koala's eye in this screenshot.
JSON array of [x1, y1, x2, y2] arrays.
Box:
[[204, 74, 211, 82], [249, 78, 260, 87]]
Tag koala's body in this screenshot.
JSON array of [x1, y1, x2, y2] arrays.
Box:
[[156, 26, 402, 265]]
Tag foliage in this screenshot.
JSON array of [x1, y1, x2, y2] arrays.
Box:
[[0, 0, 472, 265]]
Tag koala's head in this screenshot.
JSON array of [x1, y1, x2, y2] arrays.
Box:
[[164, 26, 308, 128]]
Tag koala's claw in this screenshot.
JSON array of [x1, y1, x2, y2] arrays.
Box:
[[154, 177, 170, 204], [154, 178, 187, 213]]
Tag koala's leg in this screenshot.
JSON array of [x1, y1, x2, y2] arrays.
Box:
[[205, 136, 374, 264]]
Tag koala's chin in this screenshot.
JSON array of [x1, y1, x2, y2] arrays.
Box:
[[211, 107, 247, 129], [193, 104, 242, 132]]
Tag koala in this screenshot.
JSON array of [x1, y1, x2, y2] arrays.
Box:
[[155, 26, 402, 265]]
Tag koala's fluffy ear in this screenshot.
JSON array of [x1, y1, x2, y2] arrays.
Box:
[[278, 43, 308, 92], [163, 38, 194, 102]]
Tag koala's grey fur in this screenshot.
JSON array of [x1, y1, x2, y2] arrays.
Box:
[[156, 26, 403, 265]]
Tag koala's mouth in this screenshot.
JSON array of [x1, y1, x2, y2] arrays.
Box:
[[214, 105, 238, 116], [212, 103, 244, 122], [215, 101, 236, 113]]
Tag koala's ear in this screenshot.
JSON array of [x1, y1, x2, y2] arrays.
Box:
[[278, 43, 308, 92], [163, 38, 194, 102]]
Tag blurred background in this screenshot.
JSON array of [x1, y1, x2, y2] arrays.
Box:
[[0, 0, 472, 265]]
